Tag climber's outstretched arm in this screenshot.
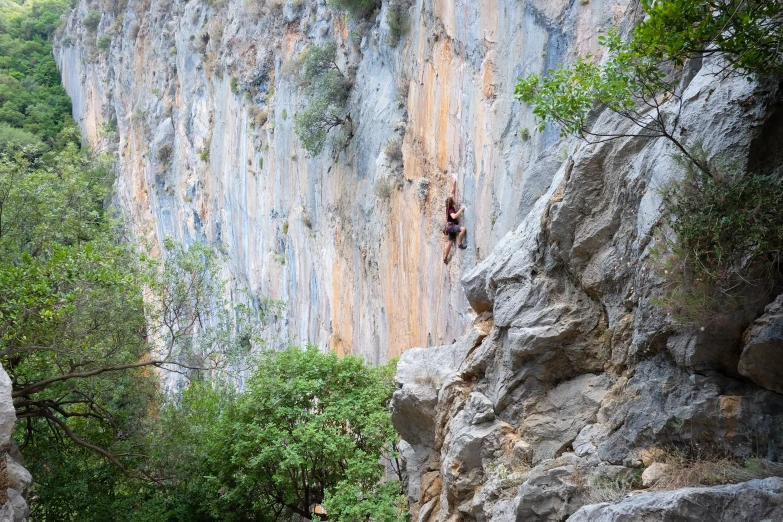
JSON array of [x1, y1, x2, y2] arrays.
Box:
[[449, 177, 457, 200]]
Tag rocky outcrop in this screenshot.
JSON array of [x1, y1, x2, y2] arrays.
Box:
[[392, 57, 783, 521], [56, 0, 783, 519], [740, 294, 783, 394], [567, 478, 783, 522], [0, 365, 30, 522]]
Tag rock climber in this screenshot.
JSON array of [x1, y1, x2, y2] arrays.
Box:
[[443, 177, 467, 264]]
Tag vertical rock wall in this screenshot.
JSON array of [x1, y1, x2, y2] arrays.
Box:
[[391, 59, 783, 521], [55, 0, 631, 362], [0, 366, 30, 522]]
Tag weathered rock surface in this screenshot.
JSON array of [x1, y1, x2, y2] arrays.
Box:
[[567, 478, 783, 522], [0, 365, 29, 522], [392, 56, 783, 521], [55, 0, 636, 363], [740, 294, 783, 394], [55, 0, 783, 519]]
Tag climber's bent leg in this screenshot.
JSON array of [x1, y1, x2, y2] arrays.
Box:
[[458, 227, 467, 249], [444, 240, 453, 264]]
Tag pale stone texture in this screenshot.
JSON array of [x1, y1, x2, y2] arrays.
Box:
[[392, 58, 783, 520], [55, 0, 632, 364], [567, 478, 783, 522], [0, 365, 29, 522], [739, 294, 783, 394]]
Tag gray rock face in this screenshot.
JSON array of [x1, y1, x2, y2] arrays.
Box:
[[0, 365, 29, 522], [55, 0, 783, 519], [392, 58, 783, 521], [567, 478, 783, 522], [55, 0, 636, 364], [740, 294, 783, 394]]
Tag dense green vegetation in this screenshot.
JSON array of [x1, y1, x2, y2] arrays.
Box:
[[327, 0, 379, 20], [30, 348, 405, 522], [515, 0, 783, 321], [0, 4, 406, 521], [0, 0, 74, 151]]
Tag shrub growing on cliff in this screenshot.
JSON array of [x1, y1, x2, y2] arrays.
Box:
[[84, 10, 101, 32], [292, 41, 353, 156], [652, 160, 783, 323], [97, 35, 112, 51], [386, 1, 410, 48], [328, 0, 379, 20], [157, 143, 173, 164], [515, 0, 783, 173]]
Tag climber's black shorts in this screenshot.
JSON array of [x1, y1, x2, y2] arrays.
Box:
[[446, 223, 461, 241]]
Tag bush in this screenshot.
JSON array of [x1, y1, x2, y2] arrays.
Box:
[[84, 10, 101, 32], [386, 2, 409, 48], [653, 163, 783, 323], [156, 143, 173, 164], [384, 138, 403, 163], [375, 177, 392, 199], [97, 35, 112, 51], [327, 0, 380, 19], [230, 76, 239, 94]]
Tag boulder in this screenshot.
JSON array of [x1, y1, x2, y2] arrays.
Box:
[[519, 373, 611, 464], [598, 354, 783, 465], [0, 364, 27, 522], [567, 477, 783, 521], [514, 462, 588, 522], [739, 294, 783, 394], [641, 462, 670, 487]]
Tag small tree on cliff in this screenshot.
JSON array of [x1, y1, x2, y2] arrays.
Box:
[[292, 41, 353, 156], [514, 0, 783, 174], [327, 0, 380, 20], [514, 0, 783, 322]]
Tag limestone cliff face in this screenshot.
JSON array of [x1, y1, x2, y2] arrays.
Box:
[[55, 0, 631, 362], [57, 1, 783, 520], [0, 365, 31, 522], [390, 58, 783, 521]]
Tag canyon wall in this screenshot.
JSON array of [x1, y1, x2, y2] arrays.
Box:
[[390, 48, 783, 522], [55, 0, 632, 362], [56, 0, 783, 520]]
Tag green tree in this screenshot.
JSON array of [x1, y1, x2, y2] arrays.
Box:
[[207, 346, 405, 521], [633, 0, 783, 76], [292, 41, 353, 156], [514, 1, 783, 174]]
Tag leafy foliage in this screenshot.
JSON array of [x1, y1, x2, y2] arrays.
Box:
[[207, 346, 405, 521], [514, 1, 783, 171], [327, 0, 379, 20], [0, 0, 75, 150], [514, 30, 702, 168], [83, 10, 101, 32], [386, 1, 409, 48], [292, 41, 352, 156], [653, 162, 783, 323], [29, 348, 406, 522], [634, 0, 783, 76]]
